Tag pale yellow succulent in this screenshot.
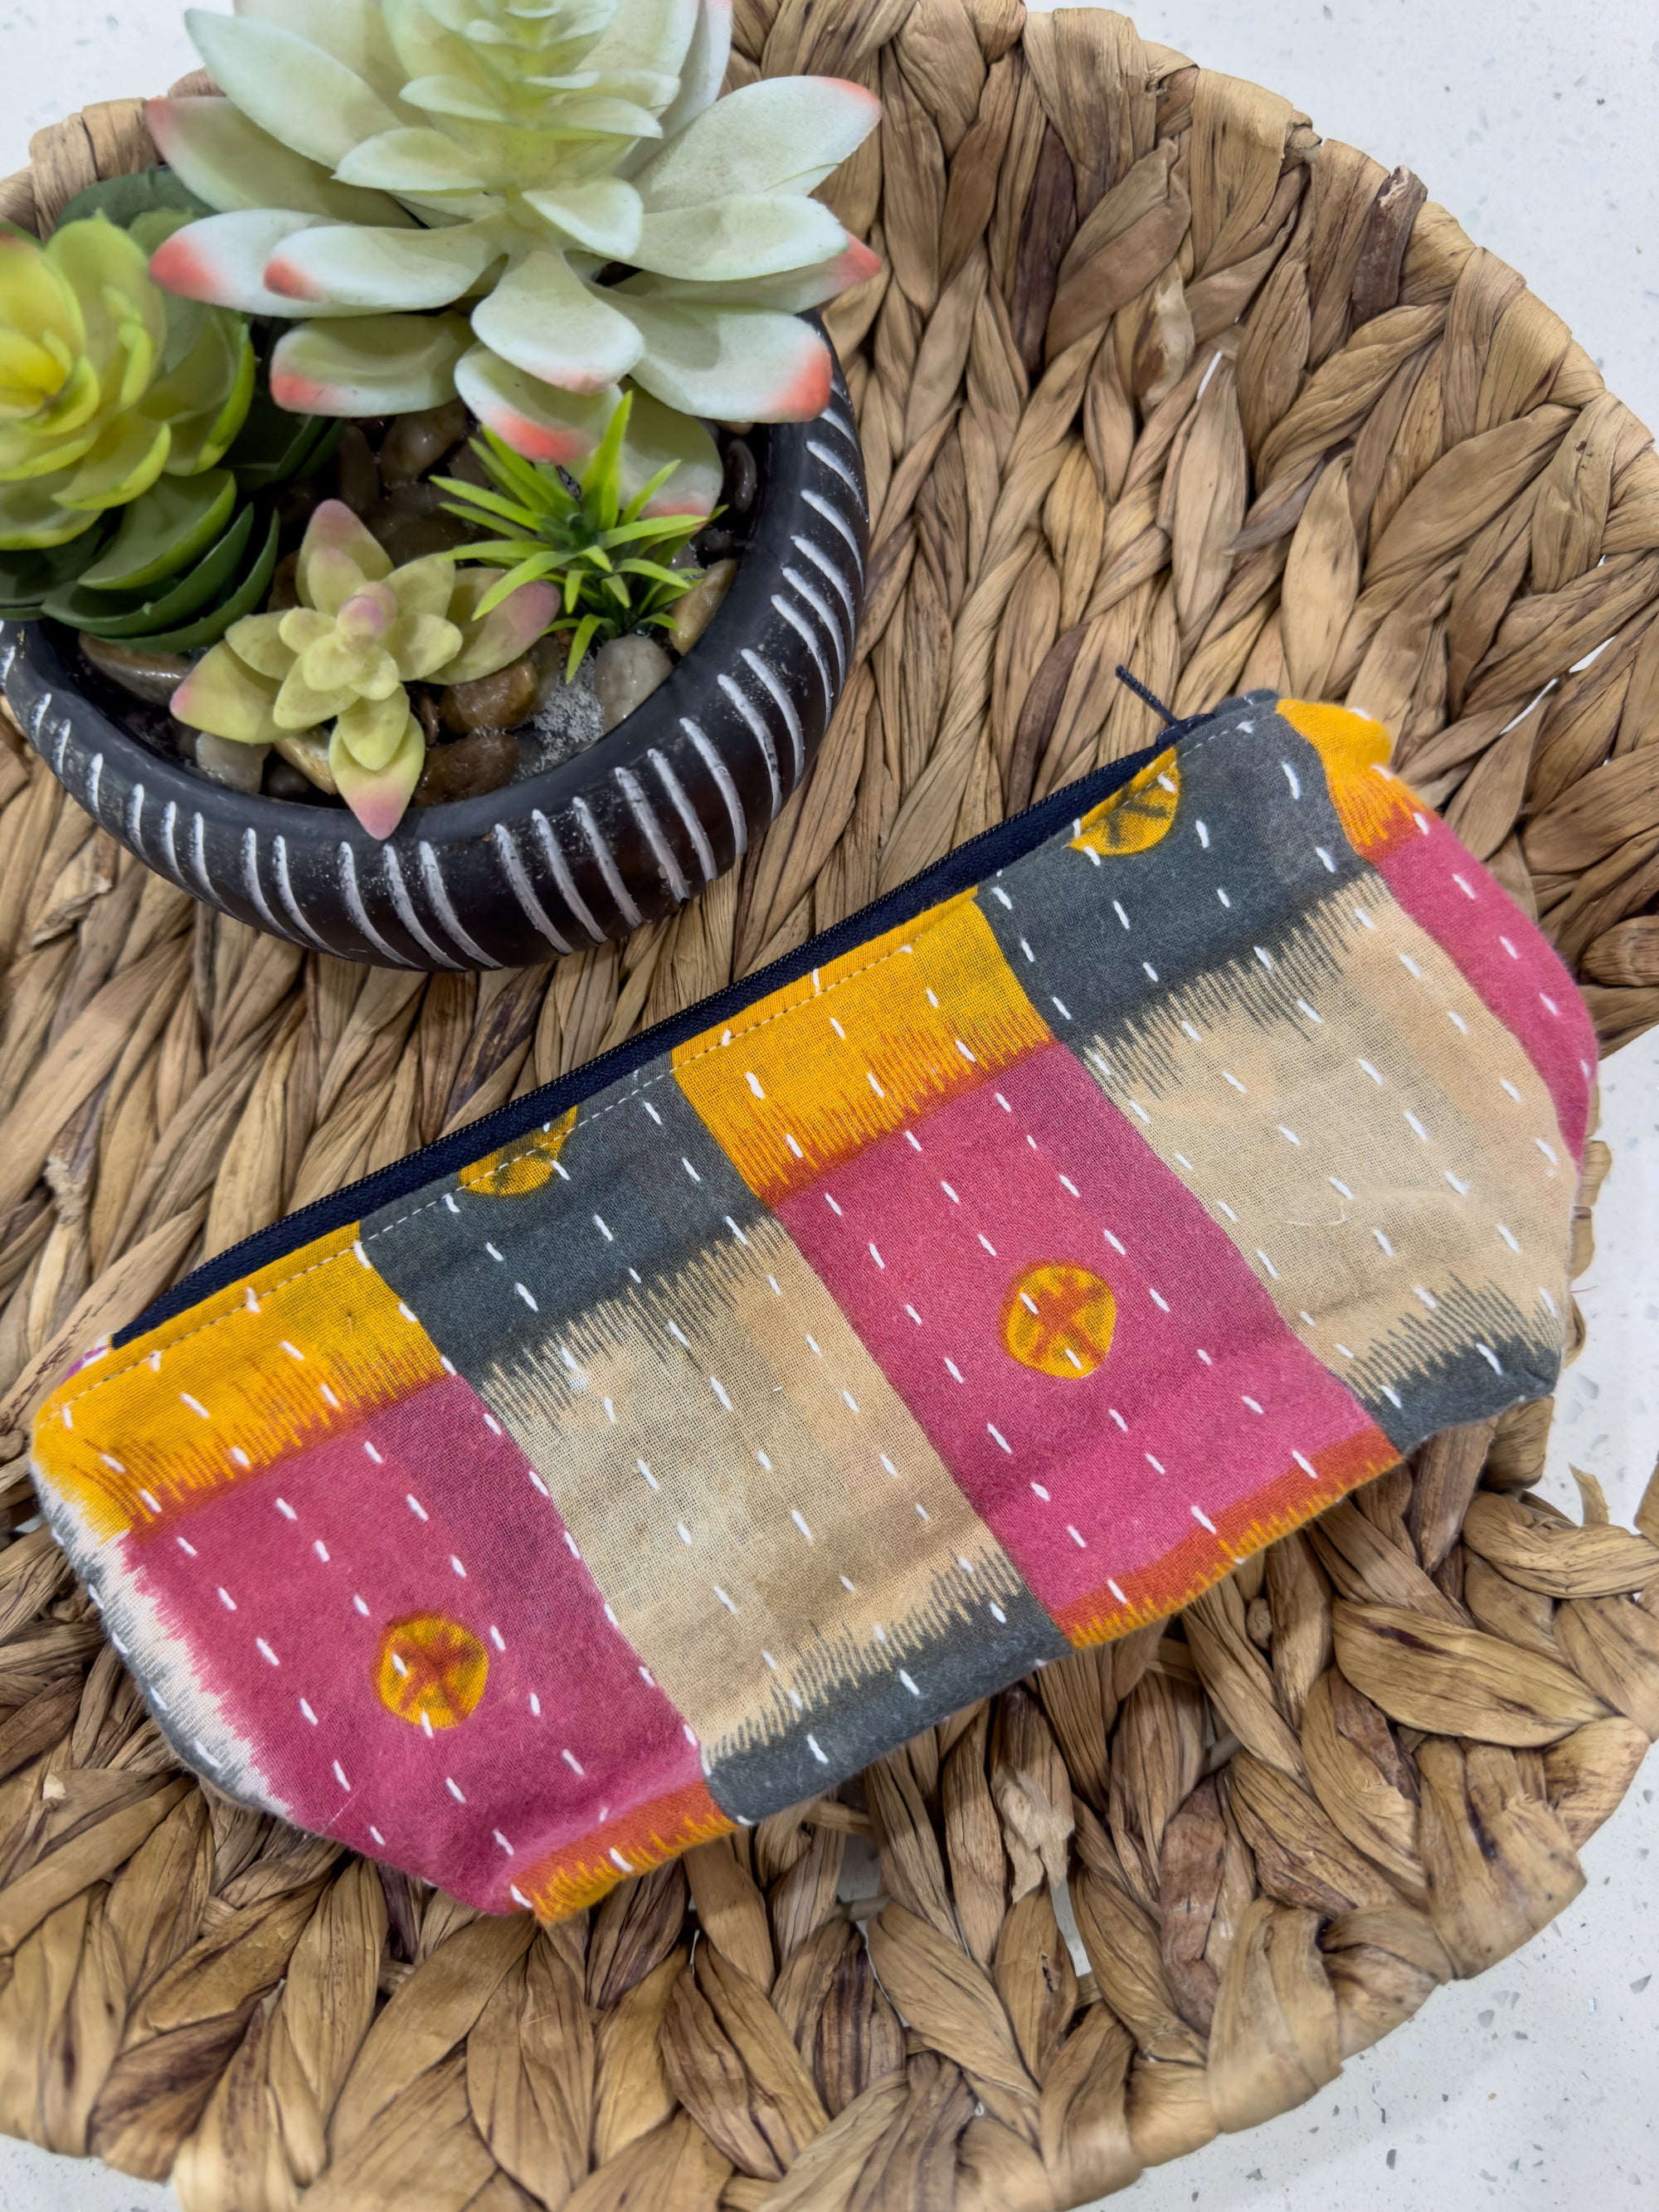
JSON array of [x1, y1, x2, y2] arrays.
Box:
[[173, 499, 553, 834]]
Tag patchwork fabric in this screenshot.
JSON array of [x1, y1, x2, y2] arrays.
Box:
[[31, 693, 1597, 1918]]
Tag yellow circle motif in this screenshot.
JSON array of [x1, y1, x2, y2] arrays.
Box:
[[1001, 1263, 1117, 1378], [458, 1106, 577, 1197], [375, 1612, 489, 1729], [1071, 746, 1180, 858]]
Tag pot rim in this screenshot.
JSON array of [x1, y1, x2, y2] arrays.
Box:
[[2, 350, 868, 969], [29, 415, 844, 845]]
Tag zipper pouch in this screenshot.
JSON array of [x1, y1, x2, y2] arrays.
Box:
[[31, 692, 1595, 1918]]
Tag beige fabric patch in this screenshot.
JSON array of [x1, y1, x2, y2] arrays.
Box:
[[484, 1213, 1029, 1760], [1080, 873, 1573, 1409]]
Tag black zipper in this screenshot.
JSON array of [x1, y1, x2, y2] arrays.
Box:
[[119, 706, 1221, 1344]]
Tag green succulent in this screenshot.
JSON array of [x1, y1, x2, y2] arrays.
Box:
[[34, 467, 275, 649], [0, 174, 328, 653], [0, 383, 338, 649], [434, 394, 710, 678], [0, 205, 253, 552]]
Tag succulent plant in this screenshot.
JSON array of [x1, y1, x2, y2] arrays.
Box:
[[0, 210, 252, 559], [0, 379, 341, 644], [173, 498, 554, 835], [0, 177, 314, 647], [435, 392, 708, 678], [144, 0, 879, 487]]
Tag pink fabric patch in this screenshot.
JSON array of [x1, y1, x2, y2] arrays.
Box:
[[121, 1372, 701, 1908], [776, 1042, 1383, 1619], [1375, 811, 1596, 1160]]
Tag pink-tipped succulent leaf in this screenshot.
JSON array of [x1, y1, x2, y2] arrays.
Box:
[[148, 210, 333, 318], [620, 295, 834, 422], [172, 499, 559, 840], [148, 0, 881, 455], [443, 573, 560, 684], [454, 350, 624, 470], [171, 649, 285, 746], [270, 315, 474, 417], [297, 500, 394, 606], [469, 253, 645, 395], [330, 714, 426, 839]]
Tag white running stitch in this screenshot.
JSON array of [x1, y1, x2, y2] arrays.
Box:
[[51, 711, 1472, 1414]]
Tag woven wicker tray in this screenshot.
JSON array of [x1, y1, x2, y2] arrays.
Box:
[[2, 5, 1657, 2207]]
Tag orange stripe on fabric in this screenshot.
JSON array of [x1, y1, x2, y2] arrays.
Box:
[[673, 890, 1053, 1205], [518, 1777, 734, 1920], [1278, 699, 1423, 859], [1054, 1427, 1400, 1646], [33, 1223, 445, 1543]]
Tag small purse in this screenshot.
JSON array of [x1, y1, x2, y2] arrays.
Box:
[[32, 692, 1594, 1919]]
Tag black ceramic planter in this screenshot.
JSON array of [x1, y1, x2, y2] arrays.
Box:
[[0, 355, 867, 971]]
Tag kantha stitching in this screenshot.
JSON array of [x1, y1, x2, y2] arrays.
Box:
[[45, 712, 1304, 1419], [49, 930, 951, 1410]]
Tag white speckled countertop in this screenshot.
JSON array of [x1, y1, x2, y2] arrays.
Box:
[[2, 3, 1655, 2206]]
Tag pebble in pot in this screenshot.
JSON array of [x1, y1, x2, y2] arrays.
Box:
[[333, 426, 381, 521], [195, 733, 269, 794], [440, 654, 539, 735], [723, 437, 757, 516], [593, 634, 673, 735], [267, 552, 301, 612], [265, 755, 320, 801], [441, 440, 493, 491], [414, 729, 519, 805], [272, 730, 337, 794], [78, 636, 191, 706], [379, 399, 469, 488], [373, 483, 469, 565], [669, 558, 737, 655], [275, 474, 320, 545]]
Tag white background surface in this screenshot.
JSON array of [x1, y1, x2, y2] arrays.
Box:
[[2, 4, 1656, 2208]]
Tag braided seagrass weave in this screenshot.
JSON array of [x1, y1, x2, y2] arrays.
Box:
[[0, 5, 1657, 2205]]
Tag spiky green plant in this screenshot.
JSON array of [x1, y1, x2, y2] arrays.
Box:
[[433, 393, 713, 678]]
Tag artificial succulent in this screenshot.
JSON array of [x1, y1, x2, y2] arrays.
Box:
[[172, 498, 554, 835], [435, 391, 708, 678], [0, 209, 253, 552], [144, 0, 879, 497], [0, 176, 334, 649], [22, 386, 343, 660]]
